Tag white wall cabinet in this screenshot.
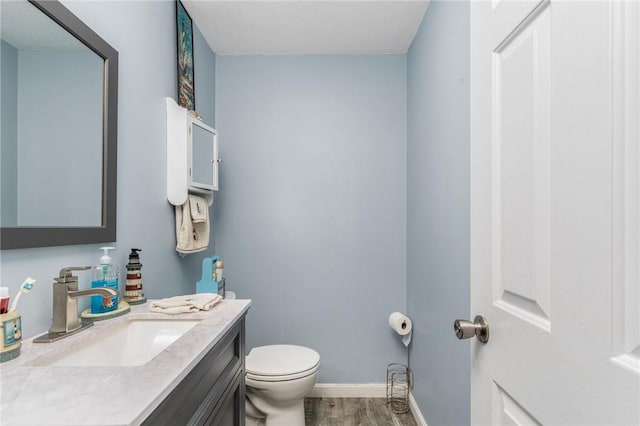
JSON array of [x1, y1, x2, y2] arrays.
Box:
[[167, 97, 219, 206]]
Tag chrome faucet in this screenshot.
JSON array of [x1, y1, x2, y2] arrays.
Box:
[[34, 266, 118, 343]]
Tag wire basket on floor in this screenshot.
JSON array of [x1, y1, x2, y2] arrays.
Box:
[[386, 363, 411, 414]]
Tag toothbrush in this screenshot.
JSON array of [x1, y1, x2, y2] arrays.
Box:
[[10, 278, 36, 312]]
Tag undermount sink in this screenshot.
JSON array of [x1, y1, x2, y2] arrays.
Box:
[[35, 319, 200, 367]]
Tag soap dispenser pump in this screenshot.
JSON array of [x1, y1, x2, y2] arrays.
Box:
[[90, 246, 119, 314]]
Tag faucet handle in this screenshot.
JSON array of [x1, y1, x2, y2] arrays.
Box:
[[55, 266, 91, 283]]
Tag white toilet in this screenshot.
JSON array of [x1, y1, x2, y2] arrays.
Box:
[[245, 344, 320, 426]]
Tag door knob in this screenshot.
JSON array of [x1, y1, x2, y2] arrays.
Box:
[[453, 315, 489, 343]]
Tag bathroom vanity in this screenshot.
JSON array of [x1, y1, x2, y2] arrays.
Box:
[[142, 313, 245, 425], [0, 300, 250, 426]]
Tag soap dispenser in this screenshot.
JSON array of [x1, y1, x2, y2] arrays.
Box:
[[90, 246, 119, 314]]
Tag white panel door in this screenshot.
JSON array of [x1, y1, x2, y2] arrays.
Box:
[[470, 0, 640, 424]]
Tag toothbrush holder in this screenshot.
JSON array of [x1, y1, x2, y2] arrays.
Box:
[[0, 310, 22, 362]]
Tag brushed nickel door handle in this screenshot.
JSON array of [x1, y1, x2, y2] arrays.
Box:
[[454, 315, 489, 343]]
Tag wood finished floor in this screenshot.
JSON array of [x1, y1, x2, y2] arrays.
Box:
[[304, 398, 418, 426]]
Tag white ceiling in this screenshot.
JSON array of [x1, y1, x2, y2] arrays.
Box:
[[182, 0, 430, 55]]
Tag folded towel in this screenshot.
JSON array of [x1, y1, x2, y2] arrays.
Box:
[[149, 293, 222, 315], [189, 195, 208, 224], [176, 194, 210, 255]]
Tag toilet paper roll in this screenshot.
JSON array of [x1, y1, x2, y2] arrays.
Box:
[[389, 312, 412, 336]]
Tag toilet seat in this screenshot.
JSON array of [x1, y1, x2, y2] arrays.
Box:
[[246, 363, 319, 382], [246, 345, 320, 382]]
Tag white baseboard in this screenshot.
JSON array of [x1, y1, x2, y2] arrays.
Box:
[[309, 383, 386, 398], [409, 392, 429, 426]]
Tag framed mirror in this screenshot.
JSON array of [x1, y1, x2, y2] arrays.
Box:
[[0, 0, 118, 250]]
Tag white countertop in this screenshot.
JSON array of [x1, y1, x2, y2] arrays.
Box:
[[0, 299, 251, 426]]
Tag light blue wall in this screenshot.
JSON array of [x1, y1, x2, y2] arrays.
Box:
[[194, 28, 215, 127], [193, 26, 217, 251], [406, 2, 470, 425], [0, 1, 217, 339], [215, 55, 407, 382], [17, 50, 103, 226], [1, 40, 18, 226]]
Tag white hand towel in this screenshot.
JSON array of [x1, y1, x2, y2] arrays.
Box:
[[189, 195, 208, 224], [149, 293, 222, 315], [175, 194, 210, 255]]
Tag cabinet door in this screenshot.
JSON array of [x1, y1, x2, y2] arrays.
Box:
[[206, 370, 245, 426], [143, 319, 245, 426], [188, 118, 218, 191]]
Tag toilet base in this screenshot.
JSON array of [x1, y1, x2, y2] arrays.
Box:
[[245, 415, 265, 426], [245, 397, 265, 426], [246, 399, 305, 426], [266, 400, 305, 426]]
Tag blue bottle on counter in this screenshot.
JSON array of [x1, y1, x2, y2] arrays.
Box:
[[91, 246, 119, 314]]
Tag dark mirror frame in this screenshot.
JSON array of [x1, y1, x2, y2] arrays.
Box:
[[1, 0, 118, 250]]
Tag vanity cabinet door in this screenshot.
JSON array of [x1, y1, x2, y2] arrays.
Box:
[[143, 317, 245, 426], [205, 369, 245, 426]]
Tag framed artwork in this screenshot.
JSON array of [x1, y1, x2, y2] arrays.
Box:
[[176, 0, 195, 110]]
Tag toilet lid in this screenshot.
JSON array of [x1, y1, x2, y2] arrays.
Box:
[[246, 345, 320, 377]]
